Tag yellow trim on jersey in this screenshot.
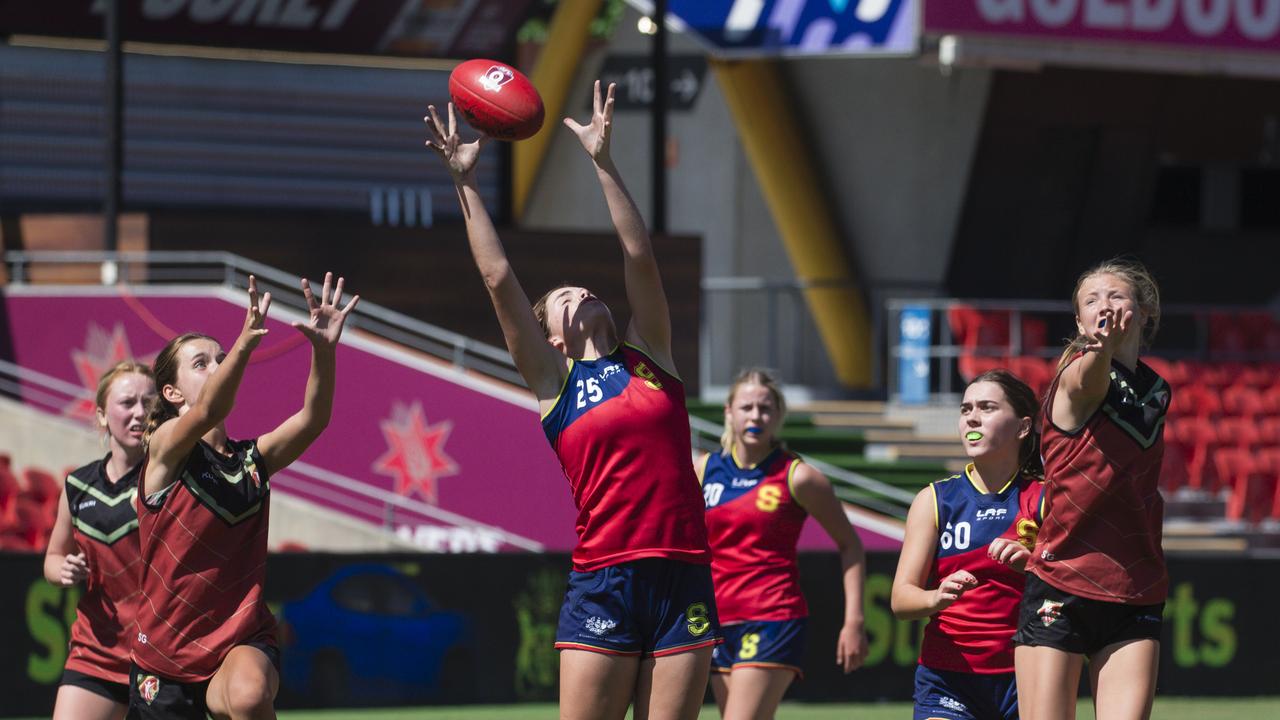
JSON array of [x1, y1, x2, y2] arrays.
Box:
[[539, 358, 577, 422], [785, 458, 802, 499], [930, 482, 939, 529], [696, 453, 711, 486], [963, 462, 1016, 496]]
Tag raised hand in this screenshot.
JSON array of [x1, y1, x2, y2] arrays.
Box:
[[425, 103, 485, 182], [564, 80, 615, 163], [58, 552, 89, 586], [932, 570, 979, 612], [1082, 307, 1134, 355], [240, 275, 272, 350], [292, 272, 359, 350]]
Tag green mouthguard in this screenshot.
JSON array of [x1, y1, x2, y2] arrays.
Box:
[[965, 431, 984, 441]]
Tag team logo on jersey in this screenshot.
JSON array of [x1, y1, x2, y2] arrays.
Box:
[[632, 362, 663, 391], [77, 499, 98, 511], [480, 65, 514, 92], [731, 477, 759, 489], [137, 674, 161, 704], [585, 616, 617, 636], [599, 363, 623, 381], [245, 455, 262, 488], [975, 507, 1007, 521], [1037, 599, 1064, 627], [939, 696, 968, 713]]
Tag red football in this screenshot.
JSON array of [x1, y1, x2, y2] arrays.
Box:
[[448, 59, 545, 141]]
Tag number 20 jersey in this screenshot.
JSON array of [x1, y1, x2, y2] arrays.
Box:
[[541, 344, 710, 572], [920, 466, 1043, 674], [701, 448, 809, 624]]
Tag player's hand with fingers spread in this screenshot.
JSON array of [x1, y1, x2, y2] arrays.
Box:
[[58, 552, 89, 586], [425, 103, 485, 182], [564, 80, 615, 163], [292, 272, 360, 351], [988, 537, 1032, 572], [1082, 306, 1134, 356], [931, 570, 978, 613], [836, 621, 868, 674], [239, 275, 272, 351]]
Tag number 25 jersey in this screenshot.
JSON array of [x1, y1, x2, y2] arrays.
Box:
[[541, 344, 710, 572]]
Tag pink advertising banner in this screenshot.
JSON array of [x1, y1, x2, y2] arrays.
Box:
[[925, 0, 1280, 53], [2, 287, 901, 552]]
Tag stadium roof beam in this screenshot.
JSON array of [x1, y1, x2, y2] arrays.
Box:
[[711, 59, 871, 389], [513, 0, 604, 221]]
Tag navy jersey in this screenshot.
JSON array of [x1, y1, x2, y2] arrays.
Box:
[[921, 466, 1043, 673]]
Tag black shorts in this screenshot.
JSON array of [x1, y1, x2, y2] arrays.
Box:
[[1012, 573, 1163, 657], [126, 642, 280, 720], [62, 668, 129, 706]]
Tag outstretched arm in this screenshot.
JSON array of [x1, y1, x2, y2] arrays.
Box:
[[565, 81, 674, 373], [145, 276, 271, 495], [792, 463, 867, 673], [1053, 307, 1134, 430], [258, 273, 359, 474], [425, 103, 568, 401]]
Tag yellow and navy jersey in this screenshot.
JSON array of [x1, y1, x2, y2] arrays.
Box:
[[541, 343, 710, 572], [921, 466, 1044, 674], [701, 447, 809, 623]]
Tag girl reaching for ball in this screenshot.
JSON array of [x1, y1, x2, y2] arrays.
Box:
[[128, 273, 357, 720], [891, 370, 1045, 720], [425, 80, 719, 720], [1014, 260, 1169, 720]]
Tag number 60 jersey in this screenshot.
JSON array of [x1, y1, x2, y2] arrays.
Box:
[[921, 466, 1044, 674]]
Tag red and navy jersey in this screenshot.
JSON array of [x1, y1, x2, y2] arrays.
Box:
[[134, 438, 275, 682], [64, 455, 142, 684], [701, 447, 809, 624], [920, 466, 1044, 674], [1029, 357, 1170, 605], [541, 343, 710, 572]]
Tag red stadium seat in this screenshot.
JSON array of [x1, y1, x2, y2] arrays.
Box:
[[1263, 385, 1280, 417], [1261, 448, 1280, 521], [1169, 416, 1223, 494], [1217, 417, 1261, 449], [1218, 448, 1275, 524], [1171, 382, 1223, 419], [21, 467, 61, 518], [1160, 439, 1190, 493], [12, 499, 51, 551], [1259, 417, 1280, 447], [0, 460, 20, 528], [1143, 357, 1188, 389], [1223, 384, 1267, 419], [947, 306, 1050, 383], [1009, 356, 1056, 398]]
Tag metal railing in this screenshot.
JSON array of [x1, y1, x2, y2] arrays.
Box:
[[4, 250, 525, 386]]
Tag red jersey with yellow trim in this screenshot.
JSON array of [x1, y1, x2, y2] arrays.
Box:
[[920, 467, 1043, 674], [541, 343, 710, 572], [701, 447, 809, 623], [1028, 357, 1170, 605], [64, 456, 142, 684], [133, 438, 275, 682]]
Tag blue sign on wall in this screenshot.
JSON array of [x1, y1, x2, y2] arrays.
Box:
[[650, 0, 918, 57], [898, 305, 931, 405]]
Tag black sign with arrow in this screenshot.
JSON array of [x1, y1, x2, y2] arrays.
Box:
[[595, 54, 707, 112]]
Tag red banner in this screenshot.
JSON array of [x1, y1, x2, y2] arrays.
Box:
[[926, 0, 1280, 53]]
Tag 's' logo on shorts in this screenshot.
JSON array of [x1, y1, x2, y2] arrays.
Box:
[[1038, 599, 1064, 627], [138, 674, 161, 705], [585, 616, 616, 636], [685, 602, 711, 637]]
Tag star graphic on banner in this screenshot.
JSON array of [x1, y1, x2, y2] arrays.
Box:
[[372, 401, 459, 504], [65, 323, 139, 422]]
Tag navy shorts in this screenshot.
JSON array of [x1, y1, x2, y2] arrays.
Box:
[[711, 618, 807, 676], [1012, 573, 1164, 657], [913, 665, 1017, 720], [62, 668, 129, 705], [554, 557, 722, 657]]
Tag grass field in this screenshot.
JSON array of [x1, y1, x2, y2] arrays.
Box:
[[14, 697, 1279, 719], [258, 697, 1278, 719]]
